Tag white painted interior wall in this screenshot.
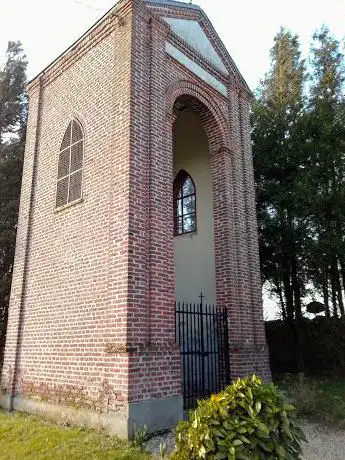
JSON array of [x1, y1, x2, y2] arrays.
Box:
[[173, 110, 217, 306]]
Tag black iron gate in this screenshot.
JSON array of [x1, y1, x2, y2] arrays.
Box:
[[175, 294, 230, 409]]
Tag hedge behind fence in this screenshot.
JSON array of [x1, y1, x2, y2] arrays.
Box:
[[265, 317, 345, 376]]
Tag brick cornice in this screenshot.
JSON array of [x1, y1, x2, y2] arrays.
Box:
[[104, 341, 179, 355], [239, 88, 254, 103], [136, 0, 171, 37]]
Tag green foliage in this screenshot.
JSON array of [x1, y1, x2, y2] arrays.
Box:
[[159, 441, 168, 458], [133, 424, 148, 449], [252, 28, 308, 326], [172, 375, 306, 460], [303, 27, 345, 319], [0, 41, 27, 143], [253, 25, 345, 372]]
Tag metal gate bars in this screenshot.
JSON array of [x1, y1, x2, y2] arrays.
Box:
[[175, 294, 230, 410]]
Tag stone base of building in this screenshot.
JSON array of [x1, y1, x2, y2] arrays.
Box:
[[0, 393, 183, 439]]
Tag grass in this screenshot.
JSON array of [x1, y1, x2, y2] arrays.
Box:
[[277, 374, 345, 426], [0, 410, 152, 460], [315, 378, 345, 423]]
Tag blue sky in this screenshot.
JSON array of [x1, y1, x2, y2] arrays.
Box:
[[1, 0, 344, 90]]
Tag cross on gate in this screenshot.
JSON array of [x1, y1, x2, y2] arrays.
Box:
[[198, 291, 204, 308]]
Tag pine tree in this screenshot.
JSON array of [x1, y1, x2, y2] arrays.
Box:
[[0, 41, 27, 145], [252, 29, 307, 319], [252, 28, 308, 371], [306, 27, 345, 318], [253, 25, 345, 373], [0, 41, 27, 367]]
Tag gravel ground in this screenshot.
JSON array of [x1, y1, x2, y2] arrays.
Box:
[[144, 430, 175, 457], [302, 420, 345, 460], [144, 421, 345, 459]]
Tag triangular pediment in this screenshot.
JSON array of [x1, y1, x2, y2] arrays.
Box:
[[144, 0, 250, 91], [163, 17, 228, 75]]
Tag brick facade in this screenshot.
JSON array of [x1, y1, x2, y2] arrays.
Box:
[[1, 0, 270, 438]]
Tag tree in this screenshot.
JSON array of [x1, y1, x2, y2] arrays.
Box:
[[305, 27, 345, 319], [252, 28, 308, 317], [252, 28, 308, 372], [0, 41, 27, 368], [0, 41, 27, 144], [252, 24, 345, 375]]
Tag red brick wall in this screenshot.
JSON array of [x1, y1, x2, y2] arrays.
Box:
[[137, 0, 270, 381], [2, 0, 270, 420], [2, 0, 135, 415], [126, 4, 182, 403]]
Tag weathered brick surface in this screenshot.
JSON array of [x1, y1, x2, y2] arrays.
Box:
[[1, 0, 270, 423], [2, 0, 134, 414]]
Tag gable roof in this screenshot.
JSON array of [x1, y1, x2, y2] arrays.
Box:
[[164, 17, 228, 75], [144, 0, 251, 92]]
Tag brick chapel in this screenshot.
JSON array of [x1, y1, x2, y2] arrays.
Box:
[[1, 0, 270, 438]]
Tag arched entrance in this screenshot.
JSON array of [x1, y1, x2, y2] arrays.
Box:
[[167, 88, 230, 307], [171, 93, 231, 408], [173, 101, 216, 306]]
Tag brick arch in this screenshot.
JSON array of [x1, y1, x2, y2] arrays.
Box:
[[166, 80, 230, 155], [58, 113, 87, 150]]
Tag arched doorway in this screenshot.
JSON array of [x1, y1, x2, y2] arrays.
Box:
[[172, 94, 231, 408], [173, 103, 216, 306]]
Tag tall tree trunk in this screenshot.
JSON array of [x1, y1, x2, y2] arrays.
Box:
[[340, 259, 345, 300], [335, 260, 345, 317], [292, 262, 302, 319], [283, 265, 299, 373], [0, 298, 8, 372], [275, 277, 287, 320], [292, 255, 304, 374], [322, 271, 330, 318], [331, 261, 339, 318], [283, 269, 294, 321]]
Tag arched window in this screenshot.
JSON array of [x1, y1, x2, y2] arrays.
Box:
[[56, 119, 84, 208], [173, 170, 197, 235]]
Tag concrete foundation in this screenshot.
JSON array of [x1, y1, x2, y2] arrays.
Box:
[[0, 393, 183, 439]]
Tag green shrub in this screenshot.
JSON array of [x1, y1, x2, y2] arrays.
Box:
[[172, 375, 306, 460], [133, 424, 148, 449]]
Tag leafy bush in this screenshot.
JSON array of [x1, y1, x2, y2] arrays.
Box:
[[172, 375, 306, 460]]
